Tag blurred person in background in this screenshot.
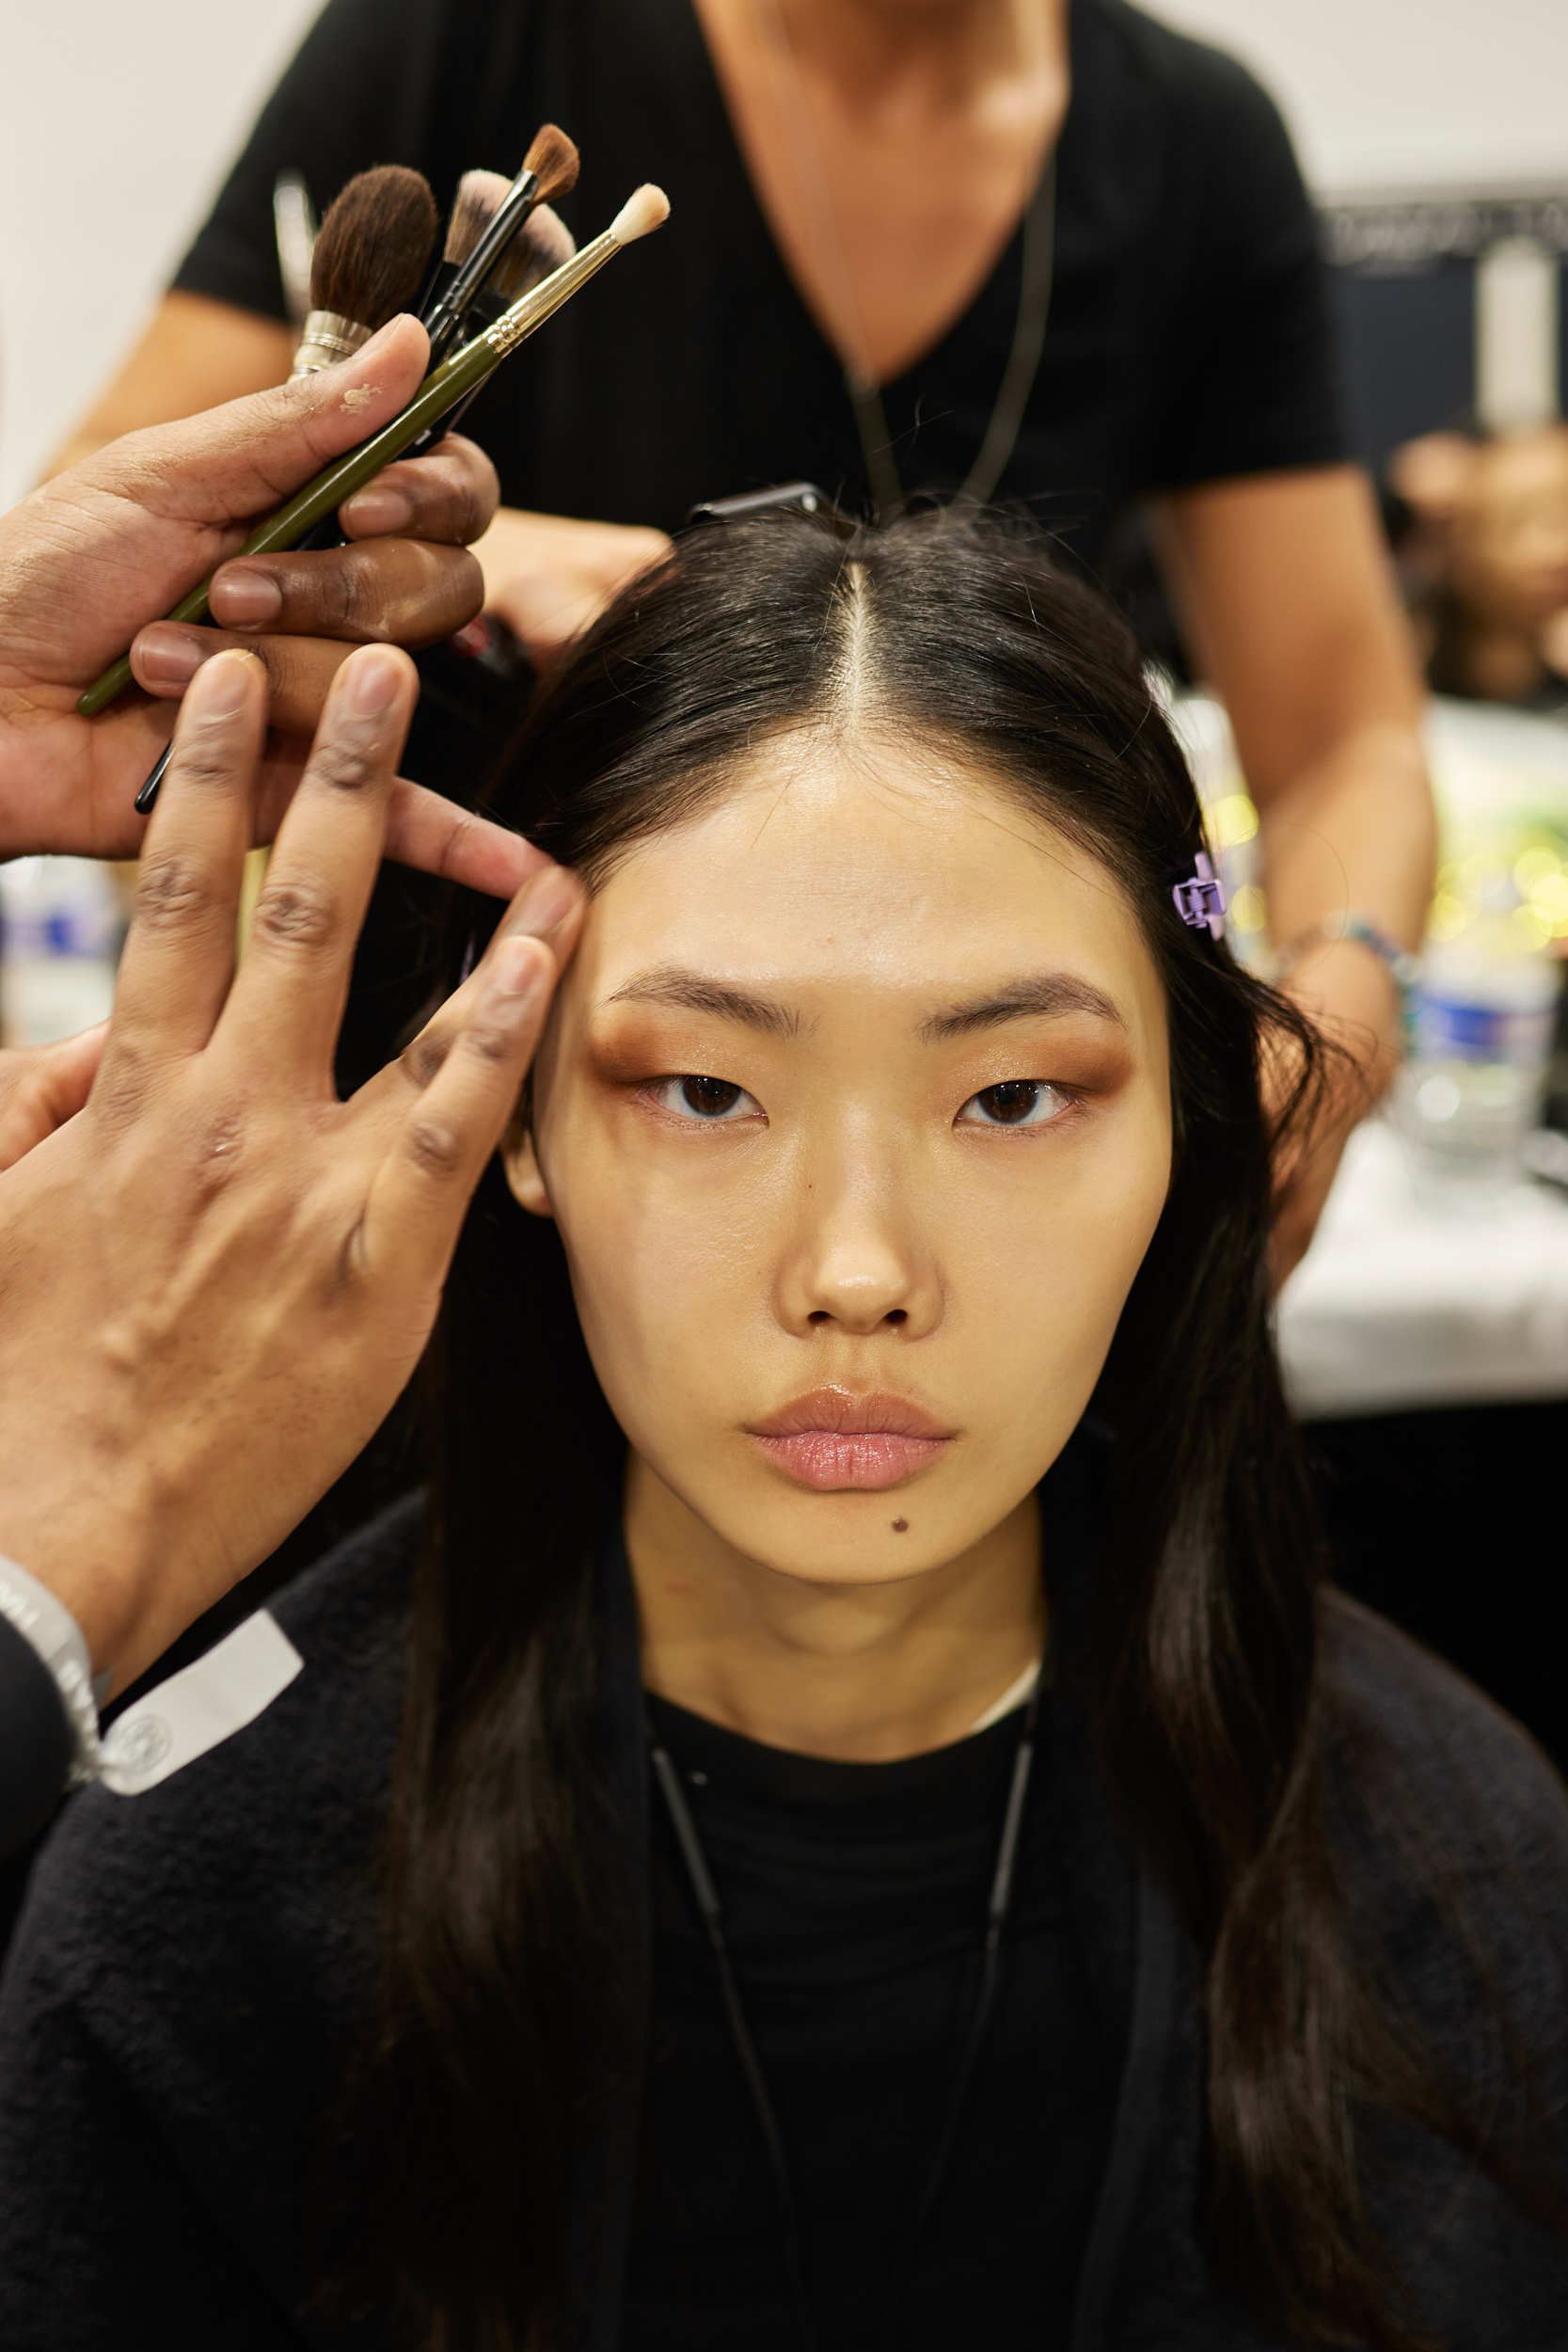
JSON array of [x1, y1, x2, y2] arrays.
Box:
[[48, 0, 1436, 1274], [1387, 423, 1568, 710]]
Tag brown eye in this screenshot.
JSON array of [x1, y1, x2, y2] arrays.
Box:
[[651, 1074, 762, 1122], [681, 1075, 743, 1117], [958, 1081, 1067, 1128]]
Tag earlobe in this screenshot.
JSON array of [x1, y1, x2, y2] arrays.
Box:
[[501, 1126, 555, 1219]]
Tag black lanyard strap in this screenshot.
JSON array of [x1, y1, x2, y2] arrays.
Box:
[[646, 1676, 1042, 2352]]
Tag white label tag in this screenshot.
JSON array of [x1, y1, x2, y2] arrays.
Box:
[[101, 1612, 303, 1796]]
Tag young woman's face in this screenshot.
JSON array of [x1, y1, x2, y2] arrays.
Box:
[[507, 737, 1172, 1586]]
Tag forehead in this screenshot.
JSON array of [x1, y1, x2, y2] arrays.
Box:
[[570, 736, 1158, 1013]]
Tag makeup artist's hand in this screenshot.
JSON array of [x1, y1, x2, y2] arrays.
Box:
[[0, 1026, 106, 1173], [0, 316, 523, 898], [0, 643, 584, 1695], [474, 506, 671, 666]]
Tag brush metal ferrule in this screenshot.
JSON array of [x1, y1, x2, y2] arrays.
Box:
[[483, 228, 620, 359], [289, 310, 372, 377]]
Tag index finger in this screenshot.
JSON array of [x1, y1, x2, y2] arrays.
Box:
[[220, 644, 418, 1092]]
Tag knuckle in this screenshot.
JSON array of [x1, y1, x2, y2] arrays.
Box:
[[93, 1046, 150, 1132], [462, 1015, 523, 1068], [251, 878, 337, 951], [134, 853, 223, 935], [308, 724, 386, 796], [404, 1116, 464, 1180], [335, 545, 401, 638], [401, 1030, 451, 1090]]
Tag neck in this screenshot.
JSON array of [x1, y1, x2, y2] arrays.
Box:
[[765, 0, 1065, 109], [627, 1456, 1045, 1762]]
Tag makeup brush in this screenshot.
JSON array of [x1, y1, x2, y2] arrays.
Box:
[[78, 183, 671, 744], [273, 170, 318, 334], [289, 189, 575, 561], [417, 168, 511, 331], [290, 166, 438, 376], [404, 204, 578, 467], [420, 123, 579, 367]]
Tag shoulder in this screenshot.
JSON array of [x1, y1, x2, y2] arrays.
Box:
[[1320, 1592, 1568, 2018], [1321, 1589, 1568, 1852], [1091, 0, 1296, 137], [9, 1494, 423, 2013]]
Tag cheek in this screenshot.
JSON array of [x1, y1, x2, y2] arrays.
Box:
[[943, 1098, 1170, 1417], [535, 1084, 774, 1416]]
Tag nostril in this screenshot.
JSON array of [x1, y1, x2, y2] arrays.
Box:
[[808, 1310, 831, 1324], [884, 1309, 908, 1326]]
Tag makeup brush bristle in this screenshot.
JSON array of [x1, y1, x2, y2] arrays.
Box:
[[309, 165, 439, 332], [487, 203, 578, 301], [522, 122, 580, 208], [444, 169, 511, 266], [609, 184, 672, 246]]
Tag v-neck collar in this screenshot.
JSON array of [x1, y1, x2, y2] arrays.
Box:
[[672, 0, 1090, 400]]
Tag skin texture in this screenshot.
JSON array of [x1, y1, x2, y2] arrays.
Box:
[[47, 0, 1432, 1271], [9, 315, 521, 882], [505, 736, 1171, 1760], [0, 646, 585, 1693]]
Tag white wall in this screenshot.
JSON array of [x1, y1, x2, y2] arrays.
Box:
[[2, 0, 1566, 510], [0, 0, 320, 506], [1144, 0, 1568, 196]]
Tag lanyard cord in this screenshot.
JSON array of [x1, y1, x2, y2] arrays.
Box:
[[645, 1679, 1042, 2352], [846, 152, 1059, 517]]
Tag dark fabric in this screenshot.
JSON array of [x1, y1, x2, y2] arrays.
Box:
[[627, 1685, 1116, 2348], [0, 1614, 73, 1864], [172, 0, 1349, 577], [3, 1459, 1568, 2350]]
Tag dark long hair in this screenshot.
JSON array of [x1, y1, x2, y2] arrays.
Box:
[[332, 512, 1557, 2349]]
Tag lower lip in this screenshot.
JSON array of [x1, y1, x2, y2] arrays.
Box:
[[750, 1431, 951, 1490]]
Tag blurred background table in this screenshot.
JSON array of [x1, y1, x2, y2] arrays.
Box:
[[1278, 1118, 1568, 1419]]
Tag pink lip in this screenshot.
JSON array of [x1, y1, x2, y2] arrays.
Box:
[[747, 1388, 956, 1492]]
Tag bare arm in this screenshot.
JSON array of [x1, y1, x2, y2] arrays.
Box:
[[43, 292, 297, 479], [1153, 466, 1435, 1276]]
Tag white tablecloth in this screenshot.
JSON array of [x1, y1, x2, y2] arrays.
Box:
[[1275, 1120, 1568, 1419]]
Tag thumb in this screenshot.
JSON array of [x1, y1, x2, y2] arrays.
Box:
[[84, 316, 433, 532], [0, 1024, 107, 1174]]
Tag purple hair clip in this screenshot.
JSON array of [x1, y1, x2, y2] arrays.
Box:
[[1172, 851, 1227, 940]]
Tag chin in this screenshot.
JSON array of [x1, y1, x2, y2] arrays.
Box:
[[719, 1473, 997, 1586]]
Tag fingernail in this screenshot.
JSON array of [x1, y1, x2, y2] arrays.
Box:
[[209, 566, 282, 628], [341, 644, 405, 716], [503, 863, 581, 942], [135, 624, 206, 688], [340, 484, 413, 536], [484, 936, 548, 1012], [183, 647, 261, 718]]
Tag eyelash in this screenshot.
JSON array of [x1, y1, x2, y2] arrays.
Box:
[[646, 1074, 1076, 1131], [647, 1074, 764, 1122], [957, 1080, 1073, 1129]]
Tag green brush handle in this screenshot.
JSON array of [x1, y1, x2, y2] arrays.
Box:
[[77, 218, 625, 719]]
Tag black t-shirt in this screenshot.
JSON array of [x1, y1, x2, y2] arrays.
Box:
[[174, 0, 1348, 575], [627, 1687, 1117, 2349]]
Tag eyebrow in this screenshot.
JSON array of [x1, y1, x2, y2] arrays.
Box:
[[604, 966, 1124, 1043], [605, 968, 804, 1039], [920, 974, 1124, 1040]]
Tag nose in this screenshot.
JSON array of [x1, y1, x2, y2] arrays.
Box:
[[774, 1123, 942, 1340]]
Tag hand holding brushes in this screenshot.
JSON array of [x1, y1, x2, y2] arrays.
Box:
[[78, 182, 670, 731]]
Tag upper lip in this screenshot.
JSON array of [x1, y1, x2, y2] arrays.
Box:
[[747, 1388, 956, 1440]]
